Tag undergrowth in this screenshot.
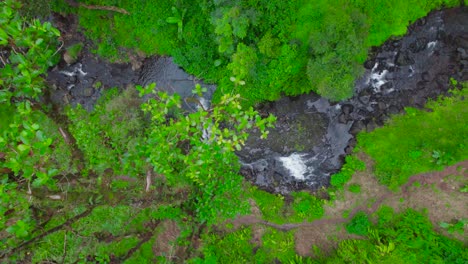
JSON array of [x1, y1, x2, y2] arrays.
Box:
[[326, 207, 468, 263], [357, 84, 468, 189], [52, 0, 464, 104], [248, 186, 324, 224]]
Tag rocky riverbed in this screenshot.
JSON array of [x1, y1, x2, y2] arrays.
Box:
[[238, 7, 468, 193], [46, 7, 468, 193]]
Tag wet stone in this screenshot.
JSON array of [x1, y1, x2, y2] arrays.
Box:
[[366, 120, 377, 132], [421, 71, 431, 82], [409, 37, 428, 53], [341, 104, 354, 115], [455, 36, 468, 48], [380, 82, 394, 92], [395, 50, 415, 66], [457, 48, 468, 59], [364, 59, 375, 69], [378, 102, 387, 111], [349, 120, 365, 135], [82, 87, 94, 97], [338, 113, 347, 124], [387, 106, 400, 115]]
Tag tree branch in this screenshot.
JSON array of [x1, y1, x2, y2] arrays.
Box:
[[65, 0, 130, 15]]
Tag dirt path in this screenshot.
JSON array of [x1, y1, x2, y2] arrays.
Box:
[[232, 158, 468, 256]]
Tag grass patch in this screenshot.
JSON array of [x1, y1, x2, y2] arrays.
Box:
[[248, 186, 324, 224], [322, 208, 467, 263], [357, 85, 468, 189]]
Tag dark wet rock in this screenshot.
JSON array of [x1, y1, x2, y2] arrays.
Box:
[[349, 120, 364, 135], [364, 59, 375, 69], [358, 95, 371, 105], [338, 113, 347, 124], [409, 37, 429, 53], [366, 120, 377, 132], [380, 82, 394, 93], [341, 104, 354, 115], [455, 36, 468, 48], [82, 87, 94, 97], [387, 105, 401, 115], [416, 17, 427, 27], [47, 59, 135, 110], [421, 71, 431, 82], [457, 48, 468, 59], [378, 102, 387, 111], [395, 50, 415, 66]]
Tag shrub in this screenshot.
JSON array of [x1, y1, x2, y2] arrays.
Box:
[[330, 156, 366, 189], [346, 211, 370, 236], [357, 85, 468, 189]]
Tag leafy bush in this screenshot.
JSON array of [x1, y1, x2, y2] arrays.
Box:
[[66, 88, 145, 176], [330, 156, 366, 189], [348, 184, 361, 194], [357, 85, 468, 189], [195, 227, 301, 263], [345, 211, 370, 236], [323, 209, 468, 263], [0, 0, 64, 248], [290, 191, 324, 222]]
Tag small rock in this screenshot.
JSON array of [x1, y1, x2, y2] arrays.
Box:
[[68, 75, 77, 84], [455, 36, 468, 48], [364, 59, 375, 69], [349, 120, 365, 135], [338, 113, 347, 124], [416, 81, 426, 90], [366, 120, 377, 132], [421, 71, 431, 82], [83, 87, 94, 97], [387, 105, 400, 115], [416, 17, 427, 27], [63, 50, 77, 65], [357, 108, 370, 118], [341, 104, 354, 115], [378, 102, 387, 111], [380, 82, 394, 92], [437, 30, 447, 41], [457, 48, 468, 59], [395, 51, 415, 66], [409, 37, 428, 53], [358, 95, 370, 105], [62, 93, 71, 104]]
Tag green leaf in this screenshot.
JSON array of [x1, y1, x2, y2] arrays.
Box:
[[166, 17, 180, 24], [17, 144, 30, 153]]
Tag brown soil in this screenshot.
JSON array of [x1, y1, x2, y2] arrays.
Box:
[[231, 154, 468, 257], [153, 220, 181, 262]]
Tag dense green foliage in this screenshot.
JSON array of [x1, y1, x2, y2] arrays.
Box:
[[2, 3, 278, 258], [3, 1, 467, 262], [345, 211, 370, 236], [324, 208, 468, 263], [66, 88, 144, 176], [249, 186, 325, 224], [357, 84, 468, 189], [330, 155, 366, 190], [193, 227, 299, 263], [53, 0, 463, 103], [65, 82, 276, 228], [0, 0, 68, 247]]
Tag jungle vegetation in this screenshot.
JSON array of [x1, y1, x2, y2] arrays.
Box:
[[1, 0, 467, 263]]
